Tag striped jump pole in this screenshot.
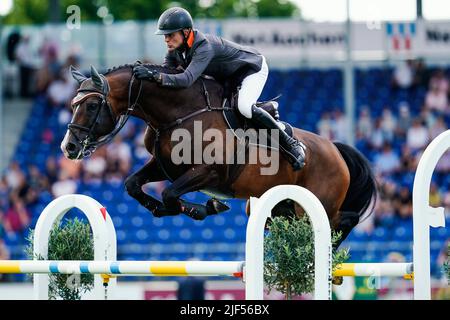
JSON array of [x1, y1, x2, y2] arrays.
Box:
[[0, 260, 244, 277], [334, 263, 414, 278], [0, 260, 415, 279]]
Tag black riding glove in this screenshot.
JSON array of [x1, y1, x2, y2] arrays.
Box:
[[133, 65, 162, 83]]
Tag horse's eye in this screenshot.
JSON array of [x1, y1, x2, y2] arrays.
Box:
[[87, 103, 98, 112]]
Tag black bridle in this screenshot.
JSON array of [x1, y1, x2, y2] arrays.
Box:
[[68, 74, 143, 158]]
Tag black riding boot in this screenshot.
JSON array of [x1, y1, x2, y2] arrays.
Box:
[[251, 104, 305, 171]]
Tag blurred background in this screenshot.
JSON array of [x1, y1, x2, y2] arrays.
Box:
[[0, 0, 448, 299]]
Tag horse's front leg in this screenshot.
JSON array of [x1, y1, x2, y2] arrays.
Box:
[[156, 165, 223, 220], [124, 158, 167, 214]]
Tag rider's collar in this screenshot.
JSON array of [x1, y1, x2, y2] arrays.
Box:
[[186, 29, 194, 48]]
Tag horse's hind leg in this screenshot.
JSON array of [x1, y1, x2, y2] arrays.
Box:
[[333, 211, 360, 249], [157, 165, 225, 220]]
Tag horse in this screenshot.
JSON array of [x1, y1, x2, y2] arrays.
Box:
[[61, 63, 377, 248]]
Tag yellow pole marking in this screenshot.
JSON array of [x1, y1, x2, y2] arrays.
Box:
[[0, 261, 21, 273], [333, 263, 356, 277], [149, 262, 188, 275]]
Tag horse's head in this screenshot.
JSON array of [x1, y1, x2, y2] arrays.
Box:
[[61, 65, 120, 160]]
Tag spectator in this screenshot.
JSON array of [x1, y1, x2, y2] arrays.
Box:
[[47, 69, 77, 108], [429, 183, 442, 207], [58, 154, 82, 180], [3, 197, 31, 235], [28, 165, 49, 193], [39, 35, 60, 74], [374, 143, 400, 175], [106, 136, 132, 177], [331, 109, 348, 142], [394, 186, 413, 219], [62, 54, 81, 88], [425, 81, 448, 114], [36, 36, 61, 94], [396, 102, 412, 139], [82, 149, 107, 183], [399, 145, 416, 172], [58, 106, 72, 129], [317, 112, 333, 140], [356, 106, 373, 140], [15, 35, 36, 97], [429, 116, 447, 139], [51, 171, 78, 198], [392, 60, 414, 90], [5, 162, 26, 191], [406, 118, 429, 151], [429, 69, 449, 94], [45, 157, 59, 185], [373, 195, 396, 228], [370, 119, 385, 150], [177, 277, 205, 300], [380, 107, 397, 143], [0, 178, 9, 211], [42, 128, 54, 145], [413, 58, 430, 87]]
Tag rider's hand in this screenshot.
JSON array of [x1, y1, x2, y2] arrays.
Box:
[[133, 65, 162, 83]]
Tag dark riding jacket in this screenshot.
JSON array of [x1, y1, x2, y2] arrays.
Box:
[[161, 29, 263, 88]]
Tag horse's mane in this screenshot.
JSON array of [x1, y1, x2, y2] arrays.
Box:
[[103, 62, 223, 93], [104, 63, 182, 75]]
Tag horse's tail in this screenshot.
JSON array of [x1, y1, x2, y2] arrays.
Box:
[[333, 142, 377, 221]]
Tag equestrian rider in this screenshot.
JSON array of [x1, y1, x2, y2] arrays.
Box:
[[132, 7, 305, 170]]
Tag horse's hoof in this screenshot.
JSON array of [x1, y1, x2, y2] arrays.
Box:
[[182, 206, 208, 220], [332, 276, 343, 285], [206, 199, 230, 215], [153, 206, 179, 217]]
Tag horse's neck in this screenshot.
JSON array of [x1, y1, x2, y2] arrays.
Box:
[[138, 80, 223, 126]]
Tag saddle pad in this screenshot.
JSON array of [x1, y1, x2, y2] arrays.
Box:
[[223, 107, 294, 150]]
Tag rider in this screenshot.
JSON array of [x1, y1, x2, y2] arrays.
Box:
[[132, 7, 305, 170]]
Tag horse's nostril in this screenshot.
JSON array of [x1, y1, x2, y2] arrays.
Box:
[[66, 142, 77, 152]]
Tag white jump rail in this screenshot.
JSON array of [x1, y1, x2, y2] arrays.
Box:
[[32, 194, 117, 299], [247, 185, 332, 300], [412, 129, 449, 299]]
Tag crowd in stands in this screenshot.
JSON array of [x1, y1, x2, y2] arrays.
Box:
[[0, 32, 448, 283], [316, 61, 449, 234]]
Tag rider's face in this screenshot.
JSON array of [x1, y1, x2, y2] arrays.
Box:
[[164, 31, 184, 51]]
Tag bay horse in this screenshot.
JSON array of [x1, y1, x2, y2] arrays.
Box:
[[61, 63, 377, 248]]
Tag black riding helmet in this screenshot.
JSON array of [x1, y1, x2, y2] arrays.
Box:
[[155, 7, 193, 35]]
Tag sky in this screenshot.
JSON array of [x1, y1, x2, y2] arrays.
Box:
[[293, 0, 450, 22]]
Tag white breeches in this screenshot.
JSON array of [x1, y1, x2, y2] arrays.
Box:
[[237, 55, 269, 119]]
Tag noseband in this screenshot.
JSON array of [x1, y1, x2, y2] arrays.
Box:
[[68, 74, 142, 157]]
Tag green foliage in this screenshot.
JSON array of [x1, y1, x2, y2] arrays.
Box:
[[3, 0, 300, 25], [26, 217, 94, 300], [264, 215, 349, 299], [3, 0, 49, 24]]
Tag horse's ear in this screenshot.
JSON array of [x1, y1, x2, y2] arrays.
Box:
[[90, 65, 104, 90], [70, 65, 87, 85]]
